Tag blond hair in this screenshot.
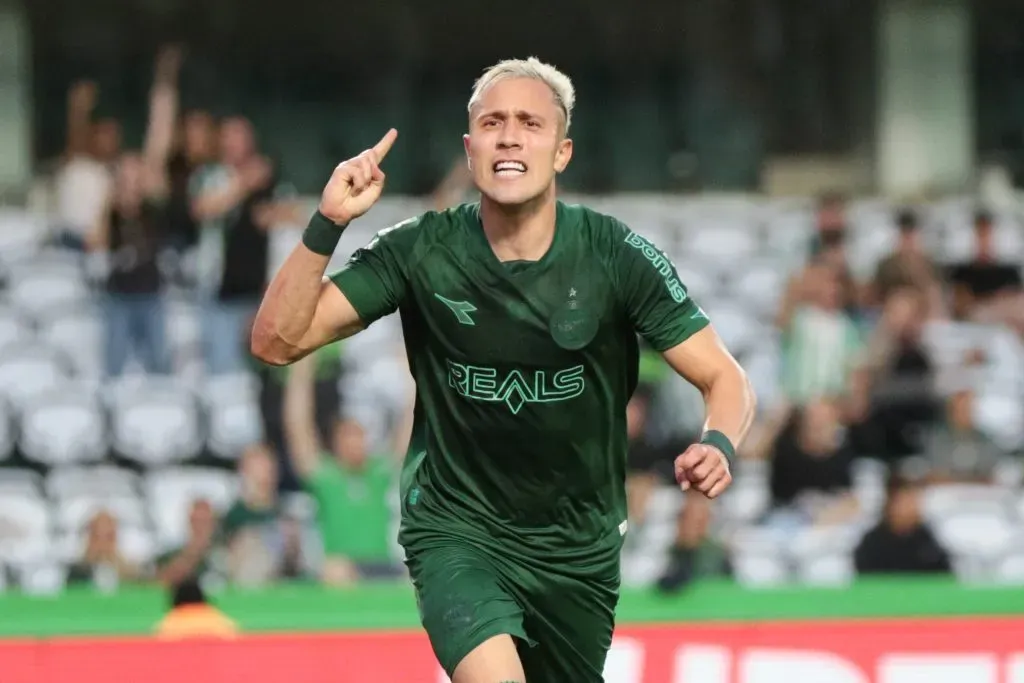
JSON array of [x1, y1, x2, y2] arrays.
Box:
[[468, 57, 576, 134]]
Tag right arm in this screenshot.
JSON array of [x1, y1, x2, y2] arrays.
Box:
[[250, 128, 402, 366]]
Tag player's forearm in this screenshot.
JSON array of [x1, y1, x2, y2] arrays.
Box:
[[251, 245, 333, 365], [701, 366, 757, 450]]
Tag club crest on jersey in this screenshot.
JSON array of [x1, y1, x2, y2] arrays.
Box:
[[549, 286, 598, 350]]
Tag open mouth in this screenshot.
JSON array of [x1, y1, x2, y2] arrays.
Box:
[[493, 160, 527, 178]]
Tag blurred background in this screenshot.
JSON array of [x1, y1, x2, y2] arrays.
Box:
[[0, 0, 1023, 663]]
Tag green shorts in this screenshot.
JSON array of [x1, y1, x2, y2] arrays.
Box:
[[405, 541, 619, 683]]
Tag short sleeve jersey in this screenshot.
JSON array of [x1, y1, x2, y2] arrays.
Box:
[[330, 202, 708, 574]]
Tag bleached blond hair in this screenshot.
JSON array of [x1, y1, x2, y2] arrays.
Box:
[[468, 57, 576, 135]]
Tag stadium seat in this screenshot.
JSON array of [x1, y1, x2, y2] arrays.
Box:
[[721, 481, 770, 525], [45, 465, 139, 500], [164, 298, 201, 369], [0, 403, 13, 463], [731, 551, 790, 587], [201, 373, 264, 460], [55, 495, 147, 533], [0, 305, 32, 350], [730, 262, 787, 320], [685, 223, 758, 274], [731, 527, 792, 587], [0, 468, 43, 497], [700, 303, 765, 358], [993, 551, 1024, 585], [15, 561, 67, 595], [19, 385, 107, 467], [6, 266, 90, 317], [921, 484, 1014, 520], [0, 493, 52, 565], [0, 209, 47, 268], [109, 378, 202, 466], [39, 306, 103, 380], [54, 524, 157, 566], [933, 511, 1015, 561], [796, 550, 855, 586], [145, 467, 238, 549], [0, 345, 70, 411]]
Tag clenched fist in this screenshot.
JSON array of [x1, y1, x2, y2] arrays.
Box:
[[318, 128, 398, 226], [674, 443, 732, 499]]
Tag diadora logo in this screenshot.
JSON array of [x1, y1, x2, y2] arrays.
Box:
[[446, 360, 585, 414], [434, 293, 478, 326]]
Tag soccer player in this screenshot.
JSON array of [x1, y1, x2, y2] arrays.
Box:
[[251, 57, 756, 683]]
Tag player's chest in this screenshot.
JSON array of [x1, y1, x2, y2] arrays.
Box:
[[408, 250, 619, 365]]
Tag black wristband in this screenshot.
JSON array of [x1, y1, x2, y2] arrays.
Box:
[[302, 211, 345, 256], [700, 429, 735, 462]]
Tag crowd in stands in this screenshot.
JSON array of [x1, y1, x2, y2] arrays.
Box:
[[0, 46, 1022, 597]]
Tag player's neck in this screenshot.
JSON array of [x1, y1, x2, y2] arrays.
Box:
[[479, 190, 557, 263]]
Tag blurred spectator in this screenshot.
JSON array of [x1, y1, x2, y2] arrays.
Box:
[[759, 401, 859, 532], [190, 116, 301, 374], [921, 387, 1002, 483], [870, 209, 943, 315], [52, 80, 121, 251], [778, 261, 863, 405], [222, 443, 285, 587], [624, 384, 668, 527], [156, 578, 237, 640], [811, 191, 847, 245], [156, 499, 219, 587], [853, 474, 952, 575], [256, 345, 344, 493], [848, 289, 939, 462], [84, 48, 182, 377], [656, 492, 730, 593], [948, 210, 1023, 302], [66, 510, 144, 589], [88, 154, 170, 377], [284, 355, 399, 586]]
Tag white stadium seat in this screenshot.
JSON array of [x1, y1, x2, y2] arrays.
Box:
[[19, 386, 107, 467], [39, 306, 103, 380], [45, 466, 139, 500], [16, 561, 67, 595], [0, 469, 43, 497], [796, 551, 855, 587], [201, 372, 264, 459], [55, 495, 147, 532], [7, 267, 90, 316], [0, 306, 32, 350], [110, 379, 202, 466], [0, 210, 47, 268], [933, 512, 1015, 561], [0, 345, 70, 411], [145, 467, 237, 548], [0, 494, 52, 564], [54, 525, 157, 566], [0, 403, 13, 462]]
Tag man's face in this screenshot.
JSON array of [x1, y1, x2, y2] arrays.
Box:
[[464, 77, 573, 208], [220, 117, 255, 166]]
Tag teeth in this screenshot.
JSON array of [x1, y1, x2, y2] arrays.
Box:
[[494, 161, 526, 173]]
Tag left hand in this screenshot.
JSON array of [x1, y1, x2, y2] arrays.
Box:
[[674, 443, 732, 499]]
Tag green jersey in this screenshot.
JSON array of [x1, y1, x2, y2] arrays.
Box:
[[330, 201, 708, 575]]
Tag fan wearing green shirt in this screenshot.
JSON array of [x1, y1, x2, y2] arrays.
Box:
[[282, 351, 404, 586]]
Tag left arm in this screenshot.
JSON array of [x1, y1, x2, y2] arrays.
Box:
[[661, 327, 757, 454], [613, 223, 756, 499]]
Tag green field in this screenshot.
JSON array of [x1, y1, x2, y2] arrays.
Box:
[[3, 577, 1022, 637]]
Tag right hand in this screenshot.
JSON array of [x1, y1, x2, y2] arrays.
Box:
[[318, 128, 398, 225], [69, 80, 98, 111]]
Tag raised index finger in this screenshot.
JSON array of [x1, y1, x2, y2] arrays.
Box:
[[371, 128, 398, 161]]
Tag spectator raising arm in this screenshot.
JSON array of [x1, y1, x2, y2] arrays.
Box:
[[282, 354, 323, 481], [141, 45, 183, 196]]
